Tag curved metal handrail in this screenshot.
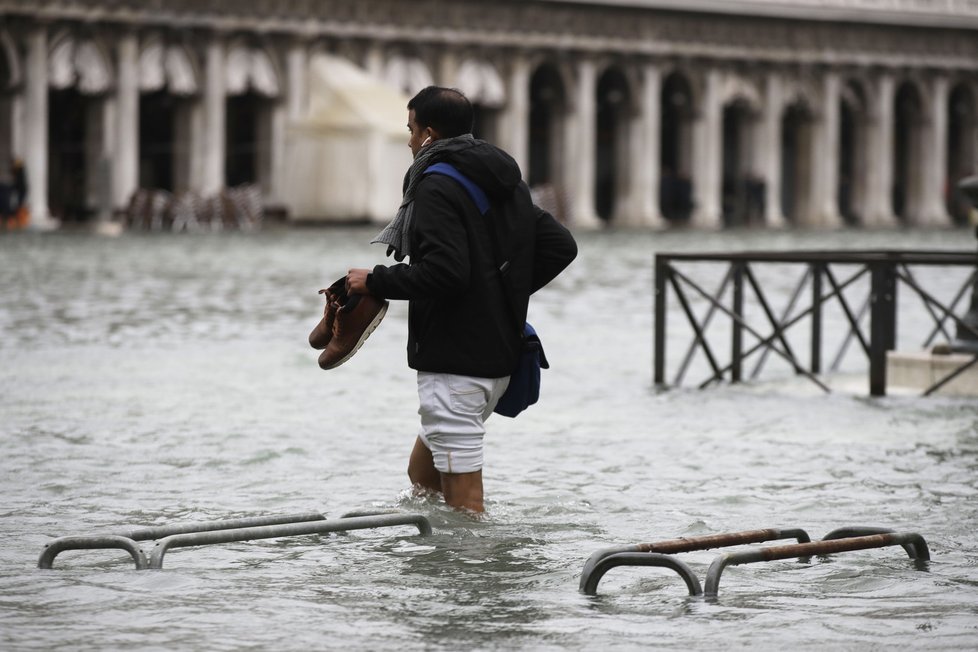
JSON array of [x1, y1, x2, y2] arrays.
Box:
[[580, 527, 810, 593], [704, 532, 930, 597], [38, 535, 149, 570], [580, 552, 703, 596], [149, 513, 433, 569]]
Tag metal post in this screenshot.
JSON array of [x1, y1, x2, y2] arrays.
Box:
[[811, 263, 823, 375], [951, 176, 978, 353], [869, 262, 897, 396], [731, 262, 744, 382], [654, 255, 668, 386]]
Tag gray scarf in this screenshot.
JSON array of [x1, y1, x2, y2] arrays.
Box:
[[371, 133, 475, 261]]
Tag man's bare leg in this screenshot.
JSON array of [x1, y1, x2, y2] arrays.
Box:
[[408, 436, 441, 494], [440, 470, 484, 513]]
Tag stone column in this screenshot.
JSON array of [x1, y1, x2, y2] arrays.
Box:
[[863, 73, 897, 227], [438, 49, 459, 88], [501, 54, 530, 181], [918, 75, 951, 226], [286, 40, 307, 120], [620, 62, 665, 228], [23, 27, 51, 227], [113, 32, 139, 212], [201, 36, 226, 196], [566, 58, 602, 228], [691, 68, 722, 229], [809, 71, 843, 228], [267, 101, 286, 204], [757, 71, 786, 228], [365, 43, 384, 79]]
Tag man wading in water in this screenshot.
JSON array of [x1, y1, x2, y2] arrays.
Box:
[[345, 87, 577, 513]]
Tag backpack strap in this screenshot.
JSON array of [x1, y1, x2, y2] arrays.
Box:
[[424, 162, 490, 216]]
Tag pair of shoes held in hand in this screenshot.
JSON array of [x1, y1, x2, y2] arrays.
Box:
[[309, 275, 389, 370]]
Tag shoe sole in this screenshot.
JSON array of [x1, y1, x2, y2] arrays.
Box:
[[322, 300, 389, 370]]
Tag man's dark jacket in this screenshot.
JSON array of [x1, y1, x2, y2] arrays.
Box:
[[367, 139, 577, 378]]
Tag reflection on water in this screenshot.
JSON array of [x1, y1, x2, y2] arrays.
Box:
[[1, 226, 977, 650]]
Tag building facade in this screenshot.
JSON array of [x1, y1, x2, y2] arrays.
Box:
[[1, 0, 977, 229]]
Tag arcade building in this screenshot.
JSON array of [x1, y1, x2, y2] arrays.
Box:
[[0, 0, 976, 229]]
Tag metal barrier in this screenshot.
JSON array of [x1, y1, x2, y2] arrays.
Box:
[[580, 527, 810, 595], [148, 513, 432, 569], [38, 512, 431, 570], [654, 250, 978, 396], [703, 532, 930, 597]]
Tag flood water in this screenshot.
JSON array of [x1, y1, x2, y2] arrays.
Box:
[[2, 225, 977, 650]]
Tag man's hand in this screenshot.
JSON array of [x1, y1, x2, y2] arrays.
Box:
[[346, 268, 371, 295]]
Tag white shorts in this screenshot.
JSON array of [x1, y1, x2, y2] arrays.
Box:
[[417, 371, 510, 474]]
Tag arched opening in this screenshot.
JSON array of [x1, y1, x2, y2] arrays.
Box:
[[838, 81, 868, 226], [48, 88, 93, 221], [660, 72, 694, 223], [893, 82, 925, 223], [528, 63, 566, 188], [595, 67, 629, 222], [138, 40, 198, 194], [721, 100, 757, 227], [780, 102, 814, 224], [139, 91, 176, 191], [947, 83, 977, 224], [225, 44, 280, 192], [226, 91, 271, 188], [46, 33, 113, 222]]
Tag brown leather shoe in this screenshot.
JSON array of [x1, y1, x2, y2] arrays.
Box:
[[309, 276, 346, 349], [318, 293, 389, 370]]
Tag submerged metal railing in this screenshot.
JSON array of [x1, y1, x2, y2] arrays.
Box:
[[654, 250, 978, 396], [38, 511, 431, 570], [580, 528, 811, 595], [580, 525, 929, 598]]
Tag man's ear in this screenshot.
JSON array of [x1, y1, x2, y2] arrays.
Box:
[[426, 127, 442, 142]]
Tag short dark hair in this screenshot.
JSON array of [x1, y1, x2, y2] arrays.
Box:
[[408, 86, 473, 138]]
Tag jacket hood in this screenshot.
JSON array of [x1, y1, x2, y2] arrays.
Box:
[[440, 139, 523, 199]]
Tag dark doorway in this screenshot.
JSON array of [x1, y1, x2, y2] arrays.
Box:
[[139, 91, 176, 191], [528, 64, 564, 187], [893, 83, 923, 223], [839, 99, 857, 224], [48, 88, 90, 221], [780, 103, 813, 223], [947, 84, 976, 224], [595, 68, 629, 222], [721, 102, 753, 226], [660, 72, 694, 222], [226, 92, 267, 188]]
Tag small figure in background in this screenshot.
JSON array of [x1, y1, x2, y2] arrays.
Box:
[[8, 158, 29, 229]]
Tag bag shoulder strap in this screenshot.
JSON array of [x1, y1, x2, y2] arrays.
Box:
[[424, 162, 523, 336], [424, 162, 490, 216]]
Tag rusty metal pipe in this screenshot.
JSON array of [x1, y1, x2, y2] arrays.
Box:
[[704, 532, 930, 596]]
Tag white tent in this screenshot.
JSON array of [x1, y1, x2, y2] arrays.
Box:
[[285, 54, 412, 222]]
